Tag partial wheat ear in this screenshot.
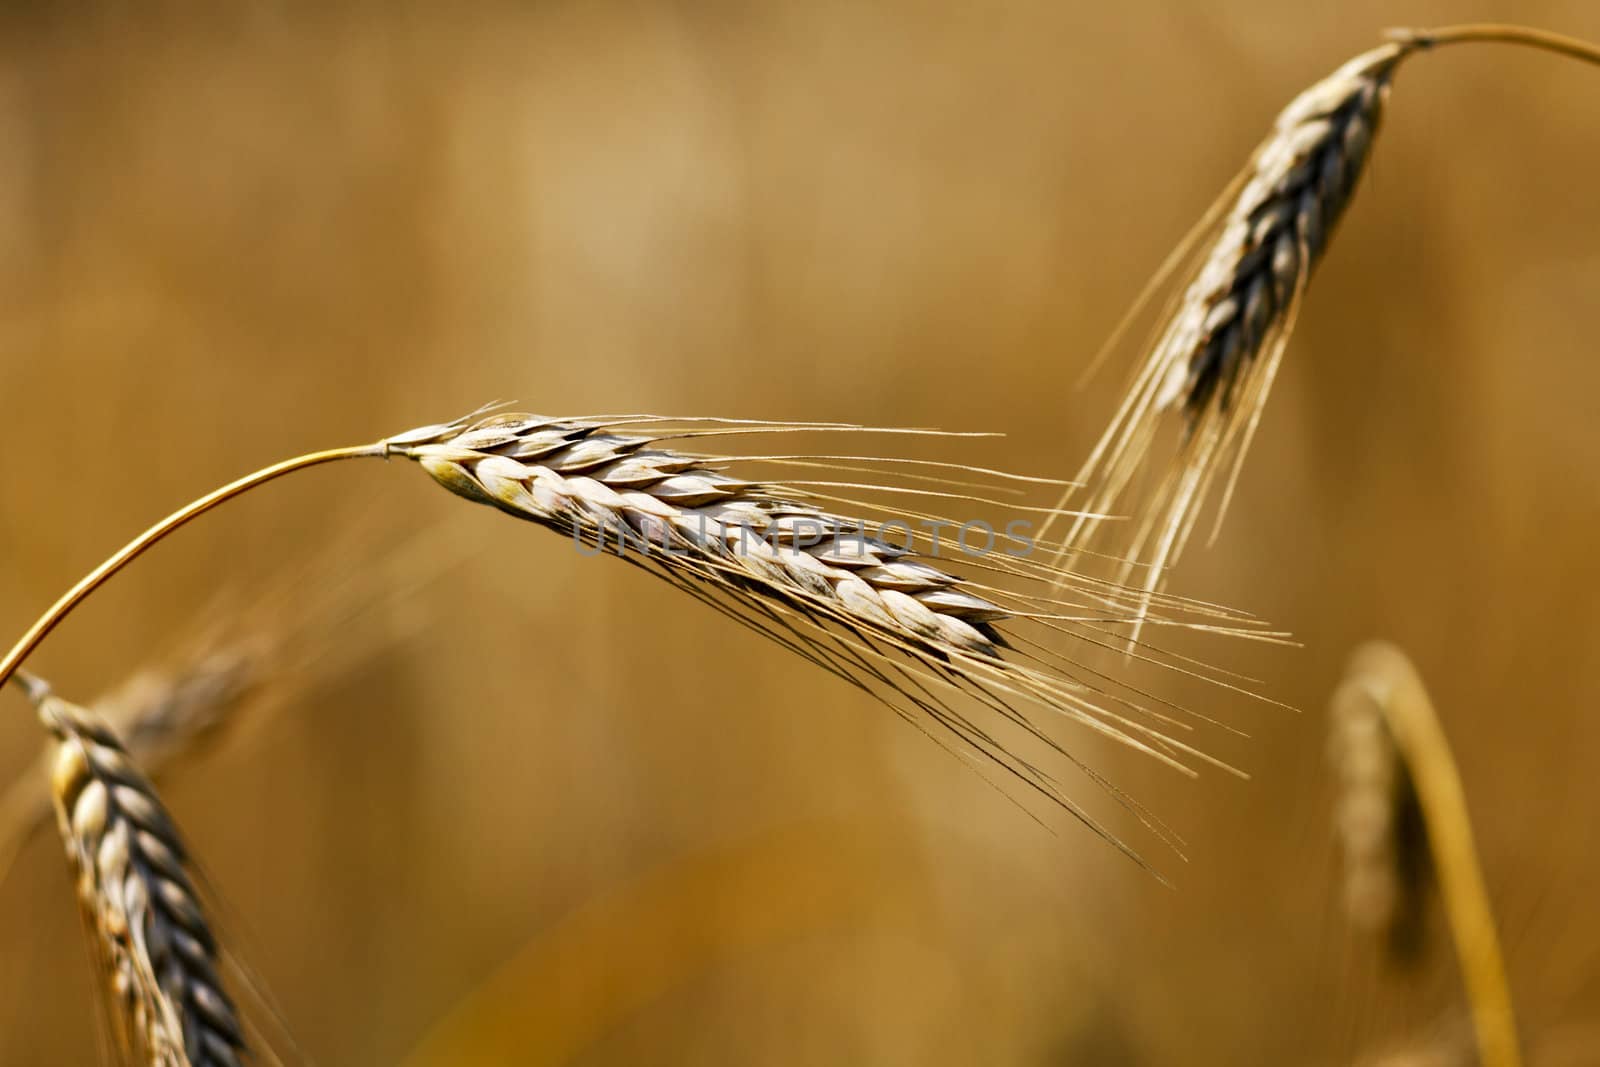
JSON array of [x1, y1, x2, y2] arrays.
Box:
[[1329, 664, 1430, 965], [0, 647, 260, 898], [19, 674, 248, 1067], [387, 410, 1274, 866], [0, 411, 1272, 867], [1333, 643, 1519, 1067], [1045, 24, 1600, 623], [1044, 39, 1411, 610]]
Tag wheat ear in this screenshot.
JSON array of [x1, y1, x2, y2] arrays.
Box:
[[386, 411, 1280, 861], [0, 408, 1273, 865], [1043, 24, 1600, 628], [14, 672, 248, 1067], [1329, 663, 1430, 964], [1334, 642, 1519, 1067]]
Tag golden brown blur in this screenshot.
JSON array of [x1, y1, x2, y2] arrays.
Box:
[[3, 3, 1600, 1064]]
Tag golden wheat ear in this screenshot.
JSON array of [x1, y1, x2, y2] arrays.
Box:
[[1044, 39, 1410, 616], [383, 411, 1286, 867], [14, 672, 251, 1067], [1333, 643, 1520, 1067], [1044, 24, 1600, 629], [1329, 658, 1430, 965], [0, 409, 1276, 868]]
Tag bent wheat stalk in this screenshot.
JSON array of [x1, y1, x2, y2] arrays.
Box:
[[1044, 24, 1600, 625], [0, 409, 1272, 864], [0, 443, 383, 691], [14, 672, 248, 1067], [1334, 642, 1519, 1067]]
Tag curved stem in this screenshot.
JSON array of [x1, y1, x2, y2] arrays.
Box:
[[1391, 23, 1600, 68], [0, 443, 386, 695]]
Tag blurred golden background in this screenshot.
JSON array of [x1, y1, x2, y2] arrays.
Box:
[[2, 2, 1598, 1063]]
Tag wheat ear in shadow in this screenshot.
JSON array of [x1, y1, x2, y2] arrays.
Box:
[[1329, 662, 1431, 966], [1333, 642, 1520, 1067]]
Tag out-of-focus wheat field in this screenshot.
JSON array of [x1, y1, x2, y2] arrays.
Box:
[[3, 3, 1599, 1064]]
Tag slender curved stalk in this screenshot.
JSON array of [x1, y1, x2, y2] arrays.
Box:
[[1344, 642, 1520, 1067], [0, 443, 385, 694], [1392, 23, 1600, 68]]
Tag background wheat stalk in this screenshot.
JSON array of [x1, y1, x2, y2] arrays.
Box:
[[1329, 664, 1431, 966], [1334, 642, 1519, 1067], [14, 672, 249, 1067], [1043, 24, 1600, 623]]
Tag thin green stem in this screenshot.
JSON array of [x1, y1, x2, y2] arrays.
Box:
[[0, 443, 386, 695]]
